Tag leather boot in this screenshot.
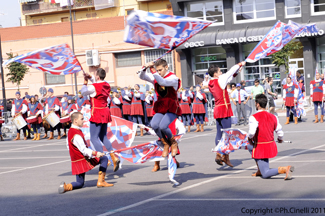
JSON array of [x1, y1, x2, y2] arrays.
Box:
[[315, 115, 319, 123], [161, 138, 170, 158], [151, 161, 160, 172], [48, 132, 54, 140], [42, 133, 48, 139], [187, 126, 191, 133], [58, 181, 73, 194], [32, 133, 37, 141], [321, 115, 324, 123], [285, 117, 290, 125], [215, 153, 223, 166], [169, 136, 178, 157], [294, 117, 298, 124], [278, 166, 294, 180], [0, 135, 3, 141], [36, 133, 40, 141], [194, 124, 200, 132], [27, 130, 31, 139], [140, 128, 144, 137], [222, 154, 234, 167], [175, 159, 180, 168], [97, 171, 114, 188], [57, 131, 61, 140], [109, 152, 120, 172], [62, 130, 67, 138], [200, 124, 204, 132], [13, 133, 20, 141], [23, 131, 27, 140]]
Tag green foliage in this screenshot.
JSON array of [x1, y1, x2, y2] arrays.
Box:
[[5, 53, 29, 91], [270, 40, 303, 74]]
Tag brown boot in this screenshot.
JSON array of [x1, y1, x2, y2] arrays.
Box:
[[161, 138, 170, 158], [57, 131, 61, 140], [294, 117, 298, 124], [31, 134, 37, 141], [321, 115, 324, 123], [62, 132, 67, 138], [215, 153, 223, 166], [23, 132, 27, 140], [27, 130, 31, 139], [140, 128, 144, 137], [222, 154, 234, 167], [42, 133, 48, 139], [36, 133, 40, 141], [109, 152, 120, 172], [187, 126, 191, 133], [194, 124, 200, 132], [252, 162, 262, 177], [278, 166, 294, 180], [285, 117, 290, 125], [170, 136, 178, 157], [97, 171, 114, 188], [58, 181, 73, 194], [315, 115, 319, 123], [151, 161, 160, 172], [200, 124, 204, 132], [13, 133, 20, 141], [48, 132, 54, 140], [0, 135, 3, 141], [175, 159, 180, 168]]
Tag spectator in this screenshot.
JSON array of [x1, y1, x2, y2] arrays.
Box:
[[265, 77, 277, 115], [240, 80, 246, 90], [202, 74, 212, 102], [231, 83, 250, 126], [296, 70, 304, 84], [321, 74, 324, 81], [251, 79, 264, 99]]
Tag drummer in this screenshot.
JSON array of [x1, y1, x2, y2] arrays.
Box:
[[44, 88, 62, 140], [76, 91, 91, 112], [28, 96, 43, 141], [60, 94, 70, 137], [109, 90, 123, 118], [11, 91, 29, 140]]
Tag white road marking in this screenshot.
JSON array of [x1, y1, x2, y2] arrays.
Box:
[[2, 149, 67, 153], [0, 142, 65, 153], [224, 175, 325, 179], [0, 157, 68, 160], [270, 160, 325, 163], [97, 143, 325, 216], [284, 130, 325, 133], [156, 198, 325, 201]]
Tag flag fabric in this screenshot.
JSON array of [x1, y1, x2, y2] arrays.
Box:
[[212, 128, 249, 155], [124, 10, 213, 50], [288, 66, 306, 118], [3, 44, 82, 75], [246, 21, 318, 63], [168, 153, 179, 186]]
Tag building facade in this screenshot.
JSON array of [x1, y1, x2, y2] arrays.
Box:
[[170, 0, 325, 95]]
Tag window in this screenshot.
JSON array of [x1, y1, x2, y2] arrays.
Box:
[[311, 0, 325, 15], [144, 50, 174, 72], [192, 47, 227, 72], [45, 73, 65, 85], [233, 0, 276, 23], [317, 37, 325, 74], [185, 1, 224, 25], [285, 0, 301, 17], [115, 52, 141, 67], [61, 17, 68, 22], [126, 9, 134, 15]]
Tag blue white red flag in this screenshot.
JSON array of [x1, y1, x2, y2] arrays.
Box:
[[168, 153, 179, 186], [288, 66, 306, 118], [124, 10, 213, 50], [246, 21, 318, 63], [212, 128, 249, 155], [3, 44, 82, 75]]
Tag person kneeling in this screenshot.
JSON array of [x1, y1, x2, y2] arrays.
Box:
[[58, 112, 113, 194]]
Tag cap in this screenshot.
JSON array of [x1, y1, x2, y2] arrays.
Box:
[[25, 95, 31, 99], [15, 91, 20, 95], [78, 90, 82, 95], [112, 89, 118, 93], [236, 83, 241, 87], [63, 94, 68, 98], [67, 96, 73, 100], [30, 95, 35, 99], [48, 88, 54, 93]]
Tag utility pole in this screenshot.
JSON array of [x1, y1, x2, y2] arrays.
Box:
[[68, 0, 78, 95], [0, 36, 7, 113]]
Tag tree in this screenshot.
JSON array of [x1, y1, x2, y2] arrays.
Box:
[[270, 40, 303, 74], [5, 53, 29, 91]]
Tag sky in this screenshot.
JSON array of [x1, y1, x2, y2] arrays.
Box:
[[0, 0, 21, 28]]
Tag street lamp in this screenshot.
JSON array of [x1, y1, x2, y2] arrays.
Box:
[[68, 0, 78, 95]]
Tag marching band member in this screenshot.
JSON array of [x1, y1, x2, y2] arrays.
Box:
[[310, 73, 325, 123], [131, 84, 145, 136], [66, 96, 78, 115], [283, 76, 298, 125], [178, 88, 192, 133], [139, 59, 182, 157], [82, 68, 120, 172], [109, 90, 123, 118], [58, 112, 113, 194], [44, 88, 62, 140], [12, 91, 28, 140], [145, 90, 154, 126], [247, 94, 294, 180], [122, 87, 132, 121], [27, 96, 43, 141], [76, 91, 91, 112], [192, 85, 207, 132], [25, 95, 32, 139], [208, 62, 246, 167], [60, 94, 69, 137]]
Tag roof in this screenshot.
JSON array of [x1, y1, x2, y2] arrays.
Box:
[[0, 10, 173, 42]]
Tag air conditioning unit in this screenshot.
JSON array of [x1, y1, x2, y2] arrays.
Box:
[[86, 50, 100, 67]]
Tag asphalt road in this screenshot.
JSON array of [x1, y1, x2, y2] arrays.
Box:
[[0, 110, 325, 216]]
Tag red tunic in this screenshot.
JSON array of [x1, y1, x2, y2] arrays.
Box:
[[192, 92, 207, 114], [122, 96, 132, 115], [146, 101, 154, 117], [179, 93, 191, 114], [110, 97, 123, 118], [28, 102, 43, 124], [251, 111, 278, 159], [90, 82, 112, 124], [283, 84, 297, 107], [68, 128, 100, 175], [131, 92, 144, 116], [209, 79, 233, 119], [153, 73, 182, 116], [310, 80, 324, 102]]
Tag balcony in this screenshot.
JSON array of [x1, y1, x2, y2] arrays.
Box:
[[22, 0, 94, 15]]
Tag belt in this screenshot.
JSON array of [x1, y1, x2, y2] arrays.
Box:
[[237, 101, 245, 103]]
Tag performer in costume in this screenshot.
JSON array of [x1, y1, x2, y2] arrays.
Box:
[[283, 76, 298, 125], [310, 73, 325, 123], [121, 87, 132, 121], [12, 91, 28, 140], [139, 59, 182, 157], [44, 88, 62, 140], [208, 61, 246, 167], [0, 104, 4, 141], [192, 85, 207, 132], [60, 94, 69, 137], [247, 94, 294, 180], [58, 112, 113, 194], [131, 84, 145, 136], [81, 68, 120, 172], [178, 88, 192, 133], [25, 95, 32, 139], [145, 90, 154, 126], [76, 91, 91, 112], [110, 90, 123, 118], [61, 96, 78, 136], [27, 96, 43, 141]]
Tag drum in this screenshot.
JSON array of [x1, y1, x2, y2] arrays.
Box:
[[60, 115, 71, 124], [0, 118, 4, 124], [43, 111, 60, 128], [13, 114, 27, 130], [26, 116, 38, 124]]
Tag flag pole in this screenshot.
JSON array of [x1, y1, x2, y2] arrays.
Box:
[[0, 35, 7, 113], [68, 0, 78, 95]]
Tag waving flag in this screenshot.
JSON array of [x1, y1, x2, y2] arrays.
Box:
[[3, 44, 82, 75], [124, 10, 213, 50], [212, 128, 249, 155], [246, 21, 318, 63], [168, 153, 179, 186], [288, 66, 306, 118]]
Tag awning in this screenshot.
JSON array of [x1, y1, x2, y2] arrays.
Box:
[[19, 0, 37, 3], [177, 32, 217, 49]]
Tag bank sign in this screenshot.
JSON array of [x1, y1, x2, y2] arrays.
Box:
[[216, 29, 325, 45]]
